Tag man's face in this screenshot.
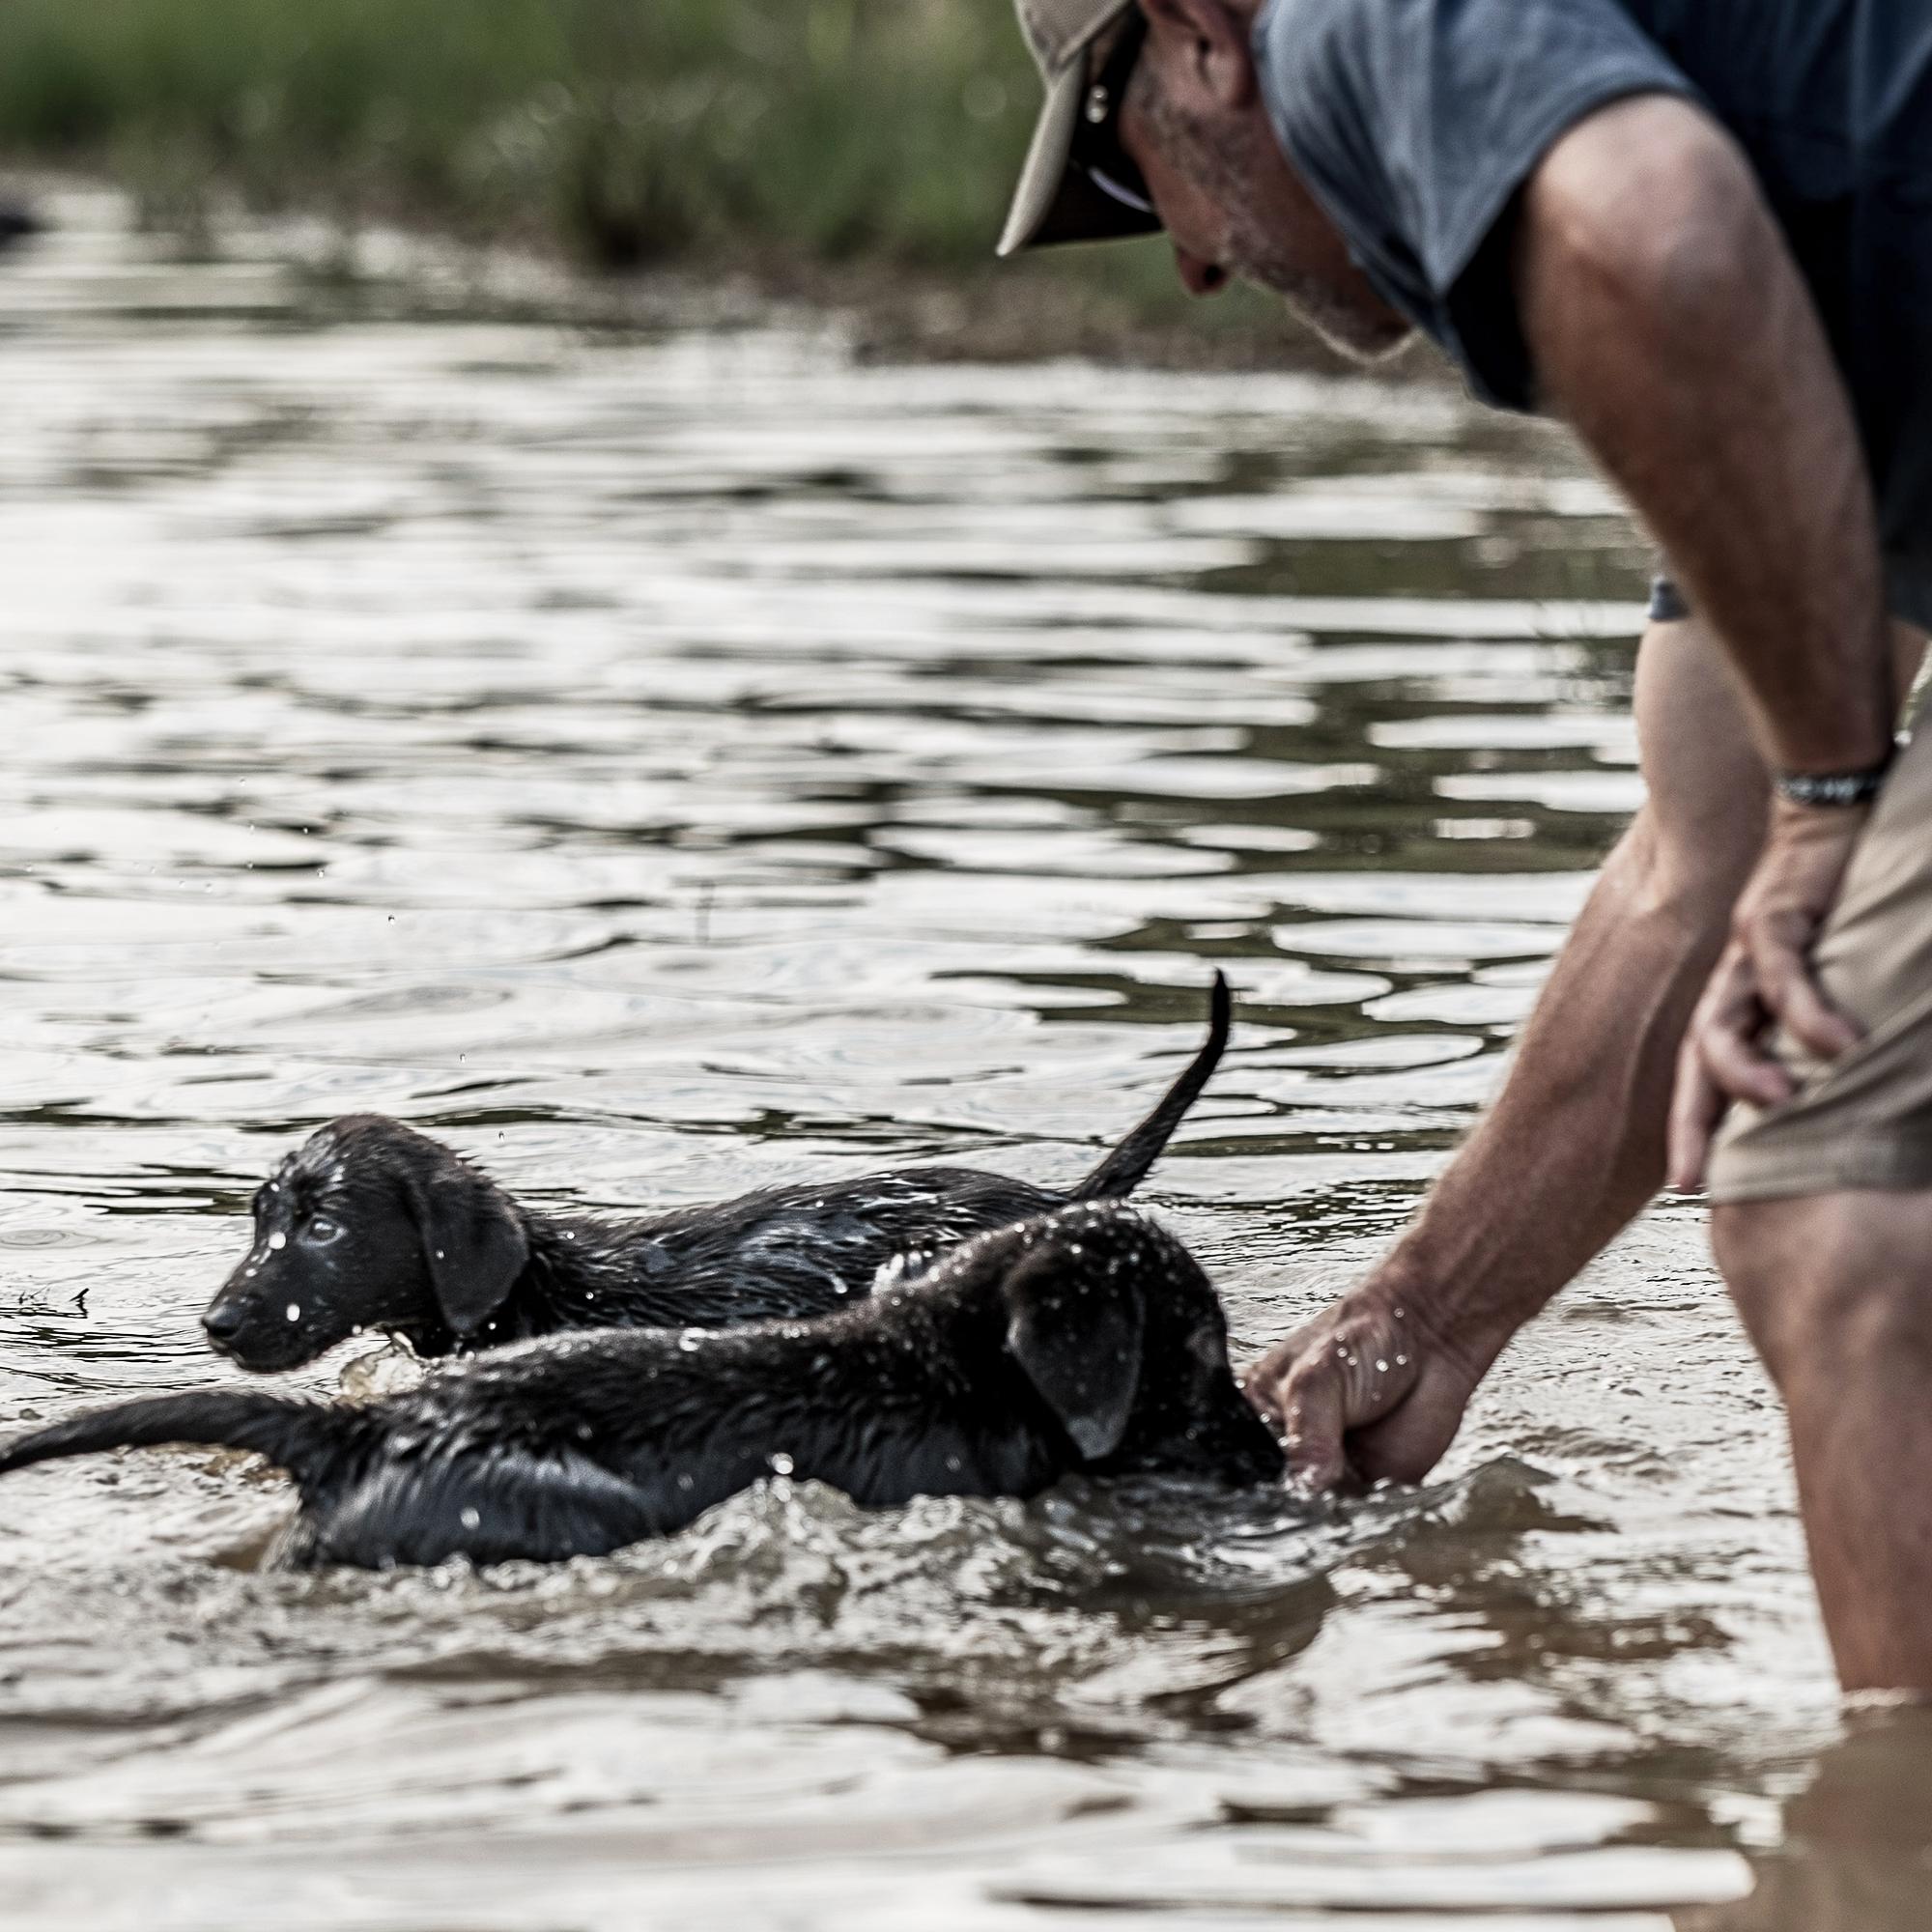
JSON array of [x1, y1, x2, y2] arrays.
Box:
[[1114, 1, 1410, 355]]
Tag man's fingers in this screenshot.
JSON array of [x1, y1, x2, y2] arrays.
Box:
[[1692, 941, 1794, 1103], [1276, 1366, 1349, 1493], [1239, 1360, 1285, 1432], [1668, 804, 1866, 1186], [1669, 940, 1797, 1188], [1697, 1007, 1796, 1110], [1667, 1035, 1724, 1192], [1747, 923, 1861, 1061]]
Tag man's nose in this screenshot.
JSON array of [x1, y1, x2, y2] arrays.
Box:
[[1174, 247, 1230, 298], [203, 1299, 245, 1343]]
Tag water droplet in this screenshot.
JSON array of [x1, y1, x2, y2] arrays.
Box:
[[676, 1473, 694, 1492], [267, 1231, 287, 1252], [1395, 1353, 1408, 1367], [769, 1451, 795, 1476], [285, 1303, 301, 1322], [677, 1329, 701, 1352], [459, 1506, 480, 1530], [1376, 1359, 1388, 1374], [435, 1249, 445, 1261]]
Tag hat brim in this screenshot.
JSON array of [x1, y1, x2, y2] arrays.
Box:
[[996, 45, 1164, 256]]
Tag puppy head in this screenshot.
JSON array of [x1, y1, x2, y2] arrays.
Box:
[[975, 1204, 1283, 1485], [201, 1116, 528, 1372]]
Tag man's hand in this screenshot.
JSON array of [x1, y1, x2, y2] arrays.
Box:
[[1241, 1282, 1491, 1492], [1668, 798, 1870, 1189]]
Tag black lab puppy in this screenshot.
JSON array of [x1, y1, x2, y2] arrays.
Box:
[[0, 1205, 1285, 1570], [203, 977, 1229, 1372]]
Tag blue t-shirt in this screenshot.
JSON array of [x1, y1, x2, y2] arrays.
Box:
[[1255, 0, 1932, 622]]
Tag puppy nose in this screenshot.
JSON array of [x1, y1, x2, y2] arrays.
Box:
[[203, 1301, 245, 1342]]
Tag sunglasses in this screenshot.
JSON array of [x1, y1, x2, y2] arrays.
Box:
[[1075, 13, 1155, 218]]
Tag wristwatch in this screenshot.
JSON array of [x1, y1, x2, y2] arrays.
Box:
[[1775, 753, 1895, 808]]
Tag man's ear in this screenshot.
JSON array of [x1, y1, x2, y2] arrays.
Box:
[[1002, 1246, 1145, 1462], [405, 1159, 528, 1337], [1139, 0, 1258, 111]]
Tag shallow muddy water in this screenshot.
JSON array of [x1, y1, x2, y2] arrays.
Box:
[[0, 189, 1899, 1929]]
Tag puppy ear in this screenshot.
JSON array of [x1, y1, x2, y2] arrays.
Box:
[[406, 1160, 528, 1337], [1001, 1244, 1144, 1462]]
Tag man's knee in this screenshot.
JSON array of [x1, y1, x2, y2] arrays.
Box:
[[1715, 1192, 1932, 1392]]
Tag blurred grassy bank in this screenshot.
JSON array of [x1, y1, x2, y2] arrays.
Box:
[[0, 0, 1350, 364]]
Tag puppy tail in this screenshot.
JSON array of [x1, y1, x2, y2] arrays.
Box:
[[0, 1389, 359, 1493], [1070, 971, 1231, 1202]]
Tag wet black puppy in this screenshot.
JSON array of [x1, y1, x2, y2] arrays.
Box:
[[203, 976, 1230, 1372], [0, 1205, 1285, 1570]]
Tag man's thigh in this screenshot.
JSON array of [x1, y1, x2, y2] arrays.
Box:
[[1629, 612, 1766, 888]]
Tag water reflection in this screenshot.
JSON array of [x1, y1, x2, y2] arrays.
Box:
[[0, 188, 1833, 1924], [1680, 1709, 1932, 1932]]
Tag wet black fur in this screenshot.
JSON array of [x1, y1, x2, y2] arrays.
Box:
[[202, 976, 1231, 1372], [2, 1206, 1285, 1570]]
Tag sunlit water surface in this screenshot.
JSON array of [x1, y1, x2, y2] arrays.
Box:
[[0, 190, 1886, 1929]]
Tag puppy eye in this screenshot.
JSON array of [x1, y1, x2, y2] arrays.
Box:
[[302, 1215, 343, 1246]]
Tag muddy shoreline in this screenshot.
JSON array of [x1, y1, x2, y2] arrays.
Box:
[[0, 162, 1452, 377]]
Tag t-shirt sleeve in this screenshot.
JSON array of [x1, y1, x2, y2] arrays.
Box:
[[1256, 0, 1700, 407]]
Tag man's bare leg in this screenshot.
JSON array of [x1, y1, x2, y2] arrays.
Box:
[[1715, 1188, 1932, 1690]]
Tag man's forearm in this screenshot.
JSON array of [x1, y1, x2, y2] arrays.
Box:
[[1518, 97, 1895, 778], [1367, 810, 1735, 1371], [1243, 726, 1758, 1484]]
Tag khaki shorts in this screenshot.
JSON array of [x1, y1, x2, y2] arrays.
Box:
[[1711, 702, 1932, 1202]]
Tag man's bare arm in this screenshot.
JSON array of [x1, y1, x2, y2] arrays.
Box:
[[1515, 96, 1901, 1184], [1244, 620, 1766, 1482], [1521, 94, 1893, 779], [1247, 94, 1903, 1481]]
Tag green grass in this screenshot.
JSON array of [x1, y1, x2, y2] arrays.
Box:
[[0, 0, 1300, 345], [0, 0, 1033, 262]]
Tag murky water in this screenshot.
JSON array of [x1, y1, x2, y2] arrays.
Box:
[[0, 188, 1896, 1929]]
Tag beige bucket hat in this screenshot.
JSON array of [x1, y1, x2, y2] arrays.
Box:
[[998, 0, 1163, 255]]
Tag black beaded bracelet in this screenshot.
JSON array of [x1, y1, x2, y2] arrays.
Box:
[[1775, 756, 1895, 809]]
